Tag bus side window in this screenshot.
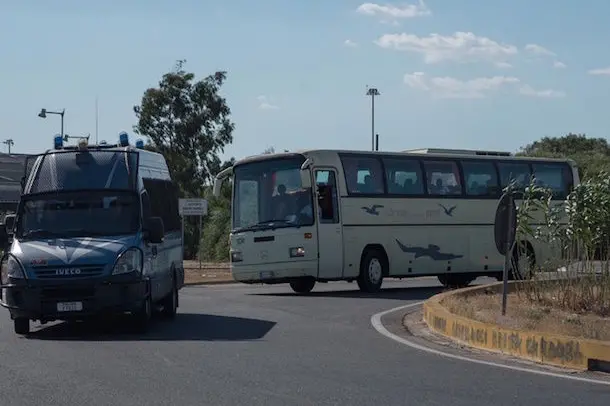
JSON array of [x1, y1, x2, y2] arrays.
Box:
[[316, 170, 339, 224]]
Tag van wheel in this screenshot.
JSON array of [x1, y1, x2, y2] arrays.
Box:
[[14, 318, 30, 335], [132, 295, 152, 333], [161, 282, 178, 319], [290, 278, 316, 294], [358, 250, 385, 293]]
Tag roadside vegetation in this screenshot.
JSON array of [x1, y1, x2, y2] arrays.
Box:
[[443, 141, 610, 340]]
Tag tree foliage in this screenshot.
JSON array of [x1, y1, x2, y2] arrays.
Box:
[[133, 60, 235, 259], [133, 59, 235, 196], [517, 133, 610, 180]]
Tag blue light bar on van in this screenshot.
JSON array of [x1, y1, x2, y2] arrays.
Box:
[[135, 139, 144, 149], [54, 135, 63, 149], [119, 131, 129, 147]]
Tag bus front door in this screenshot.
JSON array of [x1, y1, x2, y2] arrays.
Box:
[[315, 169, 343, 279]]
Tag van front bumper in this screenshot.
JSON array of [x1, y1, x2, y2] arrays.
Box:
[[0, 276, 149, 322]]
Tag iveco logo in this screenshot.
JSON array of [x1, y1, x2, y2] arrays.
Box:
[[55, 268, 82, 276]]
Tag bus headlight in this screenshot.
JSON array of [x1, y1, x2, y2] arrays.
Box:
[[1, 256, 25, 284], [112, 248, 143, 275], [231, 251, 243, 262], [289, 247, 305, 258]]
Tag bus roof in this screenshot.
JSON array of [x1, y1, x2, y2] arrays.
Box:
[[232, 148, 577, 167]]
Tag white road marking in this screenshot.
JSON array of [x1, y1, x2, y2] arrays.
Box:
[[371, 302, 610, 386]]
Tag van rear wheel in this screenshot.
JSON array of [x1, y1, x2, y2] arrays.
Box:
[[161, 282, 178, 319]]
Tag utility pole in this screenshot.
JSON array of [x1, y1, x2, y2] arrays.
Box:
[[366, 87, 380, 151], [95, 96, 99, 144], [3, 139, 14, 154]]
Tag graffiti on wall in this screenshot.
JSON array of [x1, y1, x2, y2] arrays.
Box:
[[426, 311, 585, 365]]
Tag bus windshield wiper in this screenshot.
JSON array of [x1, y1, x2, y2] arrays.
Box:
[[236, 219, 293, 232]]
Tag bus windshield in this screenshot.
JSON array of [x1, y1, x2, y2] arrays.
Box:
[[232, 156, 314, 232], [15, 190, 140, 240]]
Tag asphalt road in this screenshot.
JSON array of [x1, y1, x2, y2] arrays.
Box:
[[0, 278, 608, 406]]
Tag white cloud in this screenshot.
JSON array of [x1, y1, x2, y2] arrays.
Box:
[[519, 85, 565, 98], [495, 61, 513, 69], [524, 43, 556, 57], [357, 1, 431, 23], [588, 67, 610, 75], [376, 31, 518, 65], [344, 39, 358, 48], [553, 61, 567, 69], [404, 72, 565, 99], [257, 95, 279, 110], [403, 72, 519, 99]]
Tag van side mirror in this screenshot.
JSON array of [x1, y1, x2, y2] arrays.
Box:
[[144, 216, 164, 244], [4, 214, 15, 235]]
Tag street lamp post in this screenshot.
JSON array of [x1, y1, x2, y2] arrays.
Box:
[[3, 139, 14, 154], [366, 87, 380, 151], [38, 108, 65, 137]]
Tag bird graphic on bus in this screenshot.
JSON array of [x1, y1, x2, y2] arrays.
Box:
[[361, 204, 384, 215], [438, 203, 457, 217], [395, 239, 463, 260]]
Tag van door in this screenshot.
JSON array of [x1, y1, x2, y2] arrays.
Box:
[[140, 191, 160, 300], [315, 169, 343, 279]]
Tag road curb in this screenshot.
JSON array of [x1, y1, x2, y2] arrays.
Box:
[[184, 279, 237, 286], [420, 281, 610, 372]]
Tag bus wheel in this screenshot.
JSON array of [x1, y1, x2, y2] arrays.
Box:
[[290, 278, 316, 294], [358, 250, 385, 293], [13, 318, 30, 335], [438, 274, 474, 289], [511, 243, 536, 280]]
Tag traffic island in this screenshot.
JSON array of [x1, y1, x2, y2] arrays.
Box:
[[420, 281, 610, 372]]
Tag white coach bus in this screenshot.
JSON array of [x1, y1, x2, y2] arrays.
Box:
[[213, 148, 578, 294]]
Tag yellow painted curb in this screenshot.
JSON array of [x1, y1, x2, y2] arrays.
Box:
[[422, 282, 610, 371]]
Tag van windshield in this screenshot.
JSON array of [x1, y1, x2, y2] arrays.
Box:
[[15, 191, 140, 240], [232, 156, 314, 232]]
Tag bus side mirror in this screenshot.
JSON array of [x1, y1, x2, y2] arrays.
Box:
[[213, 178, 223, 197], [300, 169, 312, 189]]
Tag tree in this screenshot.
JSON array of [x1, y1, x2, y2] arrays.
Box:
[[133, 60, 235, 258], [517, 133, 610, 180]]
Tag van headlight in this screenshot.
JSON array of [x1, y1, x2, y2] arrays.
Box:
[[112, 248, 143, 275], [1, 256, 25, 284]]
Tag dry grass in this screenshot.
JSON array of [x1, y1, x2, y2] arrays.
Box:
[[182, 261, 234, 284], [441, 289, 610, 342]]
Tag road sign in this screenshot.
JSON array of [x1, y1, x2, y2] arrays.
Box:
[[494, 193, 516, 256], [179, 198, 208, 216]]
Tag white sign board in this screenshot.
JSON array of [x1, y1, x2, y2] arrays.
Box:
[[179, 198, 208, 216]]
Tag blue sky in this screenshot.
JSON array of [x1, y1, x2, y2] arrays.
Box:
[[2, 0, 610, 163]]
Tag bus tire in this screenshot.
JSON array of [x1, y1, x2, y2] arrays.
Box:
[[511, 242, 536, 280], [14, 318, 30, 335], [290, 278, 316, 294], [358, 249, 385, 293]]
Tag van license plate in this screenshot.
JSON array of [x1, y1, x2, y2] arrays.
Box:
[[260, 271, 274, 279], [57, 302, 83, 312]]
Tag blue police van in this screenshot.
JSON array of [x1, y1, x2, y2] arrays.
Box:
[[0, 132, 184, 335]]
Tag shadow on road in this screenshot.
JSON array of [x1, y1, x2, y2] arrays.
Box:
[[249, 285, 447, 300], [25, 313, 277, 342]]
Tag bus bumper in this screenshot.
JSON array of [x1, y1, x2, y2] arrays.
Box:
[[231, 260, 318, 284], [0, 276, 149, 323]]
